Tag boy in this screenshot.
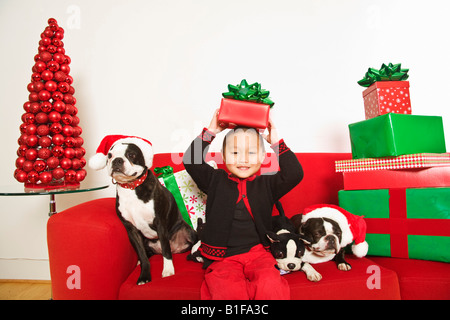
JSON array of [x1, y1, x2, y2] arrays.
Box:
[[183, 110, 303, 300]]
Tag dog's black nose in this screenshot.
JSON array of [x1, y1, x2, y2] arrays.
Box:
[[112, 158, 124, 170], [287, 263, 296, 270], [325, 235, 335, 244]]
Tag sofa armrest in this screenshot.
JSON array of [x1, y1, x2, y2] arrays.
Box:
[[47, 198, 137, 299]]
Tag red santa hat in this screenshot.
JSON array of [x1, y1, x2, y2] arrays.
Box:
[[302, 204, 369, 258], [89, 135, 153, 170]]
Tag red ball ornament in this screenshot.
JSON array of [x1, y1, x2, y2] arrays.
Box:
[[33, 81, 45, 92], [41, 70, 54, 81], [26, 135, 38, 147], [73, 126, 82, 137], [52, 146, 64, 158], [49, 122, 63, 134], [37, 124, 50, 136], [43, 28, 54, 38], [27, 171, 40, 183], [48, 111, 61, 123], [63, 94, 74, 104], [14, 170, 28, 183], [38, 148, 51, 159], [34, 61, 47, 73], [74, 137, 83, 148], [53, 100, 65, 112], [62, 125, 74, 137], [71, 158, 81, 170], [20, 123, 28, 134], [25, 124, 37, 135], [40, 51, 52, 62], [28, 92, 39, 102], [47, 61, 60, 72], [53, 53, 65, 64], [74, 147, 86, 158], [33, 160, 47, 172], [31, 73, 42, 82], [64, 148, 75, 159], [52, 168, 65, 180], [23, 161, 34, 172], [27, 82, 35, 92], [52, 91, 64, 101], [47, 157, 59, 169], [29, 102, 41, 114], [22, 113, 35, 124], [60, 64, 70, 74], [38, 89, 51, 101], [76, 169, 87, 182], [61, 114, 73, 125], [17, 145, 28, 157], [64, 136, 75, 147], [38, 136, 51, 148], [40, 101, 52, 112], [47, 45, 57, 54], [39, 171, 53, 184], [65, 170, 76, 183], [44, 80, 58, 92], [58, 82, 70, 93], [65, 104, 74, 115], [23, 101, 31, 112], [35, 112, 49, 124], [52, 134, 64, 146], [18, 133, 28, 145], [79, 158, 86, 168], [72, 116, 80, 126], [54, 71, 67, 82], [60, 158, 72, 170], [15, 157, 26, 169], [25, 148, 38, 161]]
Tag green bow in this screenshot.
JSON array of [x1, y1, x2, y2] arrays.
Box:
[[154, 166, 193, 228], [222, 79, 274, 107], [358, 63, 409, 87]]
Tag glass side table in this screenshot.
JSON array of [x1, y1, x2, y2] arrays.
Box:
[[0, 182, 109, 216]]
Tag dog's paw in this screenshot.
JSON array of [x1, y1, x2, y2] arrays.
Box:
[[136, 275, 151, 285], [307, 271, 322, 282], [338, 263, 352, 271], [162, 268, 175, 278]]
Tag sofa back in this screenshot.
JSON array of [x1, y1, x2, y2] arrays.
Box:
[[150, 152, 352, 219]]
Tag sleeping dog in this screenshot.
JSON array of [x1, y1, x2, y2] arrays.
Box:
[[291, 204, 368, 279], [89, 135, 197, 285]]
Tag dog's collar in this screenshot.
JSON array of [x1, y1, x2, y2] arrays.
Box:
[[116, 170, 149, 190]]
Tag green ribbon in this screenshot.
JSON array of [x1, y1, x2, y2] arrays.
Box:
[[358, 63, 409, 87], [154, 166, 193, 228], [222, 79, 274, 107]]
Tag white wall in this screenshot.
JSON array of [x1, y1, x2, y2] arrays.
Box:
[[0, 0, 449, 280]]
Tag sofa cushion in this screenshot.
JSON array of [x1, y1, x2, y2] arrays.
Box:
[[370, 257, 450, 300], [118, 253, 400, 300]]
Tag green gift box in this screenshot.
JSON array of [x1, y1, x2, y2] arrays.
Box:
[[338, 188, 450, 262], [349, 113, 446, 159]]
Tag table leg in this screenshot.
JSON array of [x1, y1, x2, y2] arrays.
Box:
[[49, 194, 57, 216]]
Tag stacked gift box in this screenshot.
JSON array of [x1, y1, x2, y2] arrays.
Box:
[[336, 63, 450, 263]]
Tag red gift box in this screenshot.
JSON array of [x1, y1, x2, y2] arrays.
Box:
[[342, 166, 450, 190], [363, 81, 411, 119], [218, 98, 270, 129]]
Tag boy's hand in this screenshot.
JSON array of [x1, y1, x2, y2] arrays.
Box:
[[207, 109, 225, 135], [262, 117, 280, 145]]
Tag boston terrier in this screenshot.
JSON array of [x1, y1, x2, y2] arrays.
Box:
[[89, 135, 197, 285], [267, 202, 322, 282]]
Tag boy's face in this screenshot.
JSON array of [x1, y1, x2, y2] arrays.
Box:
[[223, 129, 264, 179]]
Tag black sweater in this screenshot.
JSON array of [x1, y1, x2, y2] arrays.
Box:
[[183, 128, 303, 262]]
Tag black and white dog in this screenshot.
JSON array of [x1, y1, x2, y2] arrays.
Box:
[[291, 204, 368, 279], [267, 202, 322, 282], [90, 135, 197, 285]]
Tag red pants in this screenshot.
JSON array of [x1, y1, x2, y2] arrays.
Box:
[[201, 244, 290, 300]]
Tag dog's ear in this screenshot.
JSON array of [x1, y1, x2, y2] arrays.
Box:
[[299, 234, 312, 245], [266, 231, 280, 243]]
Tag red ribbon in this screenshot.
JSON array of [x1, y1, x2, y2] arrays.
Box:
[[364, 188, 450, 258]]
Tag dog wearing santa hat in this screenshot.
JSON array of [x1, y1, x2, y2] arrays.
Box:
[[90, 135, 197, 285], [291, 204, 368, 281]]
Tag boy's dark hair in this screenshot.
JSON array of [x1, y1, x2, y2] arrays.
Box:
[[222, 127, 265, 154]]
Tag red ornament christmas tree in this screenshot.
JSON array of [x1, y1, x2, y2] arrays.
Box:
[[14, 18, 87, 188]]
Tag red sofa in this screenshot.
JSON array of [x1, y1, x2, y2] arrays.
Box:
[[47, 152, 450, 300]]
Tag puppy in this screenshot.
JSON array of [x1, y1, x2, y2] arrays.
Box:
[[90, 135, 197, 285], [267, 202, 322, 282], [291, 204, 368, 277]]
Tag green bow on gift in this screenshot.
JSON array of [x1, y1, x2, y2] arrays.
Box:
[[358, 63, 409, 87], [222, 79, 275, 107]]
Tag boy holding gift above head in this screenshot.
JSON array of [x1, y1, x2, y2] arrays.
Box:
[[183, 109, 303, 300]]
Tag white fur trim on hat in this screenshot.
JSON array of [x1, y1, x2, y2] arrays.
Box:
[[352, 241, 369, 258]]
